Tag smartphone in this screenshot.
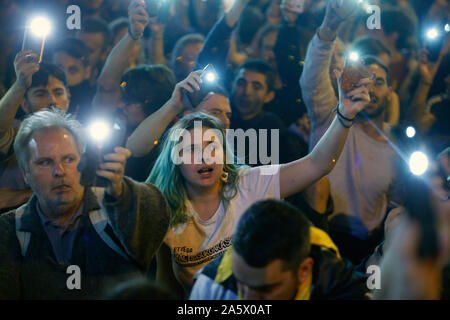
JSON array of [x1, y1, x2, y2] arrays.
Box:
[[340, 57, 374, 92], [21, 28, 44, 62], [185, 64, 219, 107], [78, 118, 127, 187]]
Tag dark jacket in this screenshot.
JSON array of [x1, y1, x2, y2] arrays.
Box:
[[0, 177, 170, 299]]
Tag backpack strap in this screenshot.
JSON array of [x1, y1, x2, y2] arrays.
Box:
[[88, 186, 131, 261], [15, 204, 31, 257], [88, 208, 131, 261]]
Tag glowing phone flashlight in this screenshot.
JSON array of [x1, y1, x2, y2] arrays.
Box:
[[22, 16, 51, 63]]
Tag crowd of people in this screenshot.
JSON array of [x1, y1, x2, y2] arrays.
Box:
[[0, 0, 449, 300]]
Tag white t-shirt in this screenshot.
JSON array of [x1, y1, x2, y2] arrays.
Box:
[[164, 165, 281, 288]]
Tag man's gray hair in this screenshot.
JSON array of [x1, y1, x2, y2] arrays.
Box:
[[14, 108, 85, 172]]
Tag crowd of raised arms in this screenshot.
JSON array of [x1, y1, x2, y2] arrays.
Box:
[[0, 0, 449, 301]]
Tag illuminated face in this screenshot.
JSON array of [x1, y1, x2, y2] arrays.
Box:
[[196, 93, 232, 129], [232, 69, 274, 120], [53, 51, 90, 87], [178, 127, 225, 192], [23, 76, 70, 113], [359, 63, 389, 119], [232, 250, 304, 300], [23, 127, 85, 215]]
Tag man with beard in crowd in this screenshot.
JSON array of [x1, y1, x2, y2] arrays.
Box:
[[300, 0, 403, 265]]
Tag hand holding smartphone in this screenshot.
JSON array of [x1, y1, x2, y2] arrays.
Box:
[[185, 64, 219, 107], [340, 57, 374, 93], [78, 118, 127, 187]]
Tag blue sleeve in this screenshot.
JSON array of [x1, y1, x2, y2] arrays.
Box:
[[195, 15, 235, 77], [189, 274, 239, 300]]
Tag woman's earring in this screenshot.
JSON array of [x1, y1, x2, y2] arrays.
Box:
[[221, 171, 229, 183]]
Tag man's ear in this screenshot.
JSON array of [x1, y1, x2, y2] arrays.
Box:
[[21, 97, 31, 114], [264, 91, 275, 104], [297, 257, 313, 284]]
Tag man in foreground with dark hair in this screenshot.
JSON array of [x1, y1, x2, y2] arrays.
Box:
[[230, 59, 308, 167], [189, 199, 369, 300]]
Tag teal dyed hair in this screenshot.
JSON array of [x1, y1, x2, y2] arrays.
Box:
[[147, 112, 248, 227]]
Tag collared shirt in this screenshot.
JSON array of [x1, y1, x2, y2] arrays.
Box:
[[36, 202, 84, 266]]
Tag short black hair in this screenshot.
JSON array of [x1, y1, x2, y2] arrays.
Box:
[[79, 16, 111, 50], [233, 199, 311, 270], [191, 83, 230, 108], [361, 55, 390, 85], [120, 65, 176, 117], [235, 59, 276, 93], [351, 36, 392, 59], [52, 37, 90, 67], [26, 62, 68, 94]]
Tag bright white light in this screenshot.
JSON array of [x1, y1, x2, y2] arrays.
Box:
[[406, 126, 416, 138], [29, 17, 51, 37], [445, 24, 450, 33], [89, 121, 110, 142], [409, 151, 429, 176], [205, 72, 216, 82], [349, 51, 359, 62], [426, 28, 439, 40]]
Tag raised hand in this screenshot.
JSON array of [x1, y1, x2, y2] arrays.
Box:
[[319, 0, 359, 41], [14, 50, 40, 89], [334, 68, 371, 119], [97, 147, 132, 198], [128, 0, 150, 40], [168, 71, 203, 113]]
